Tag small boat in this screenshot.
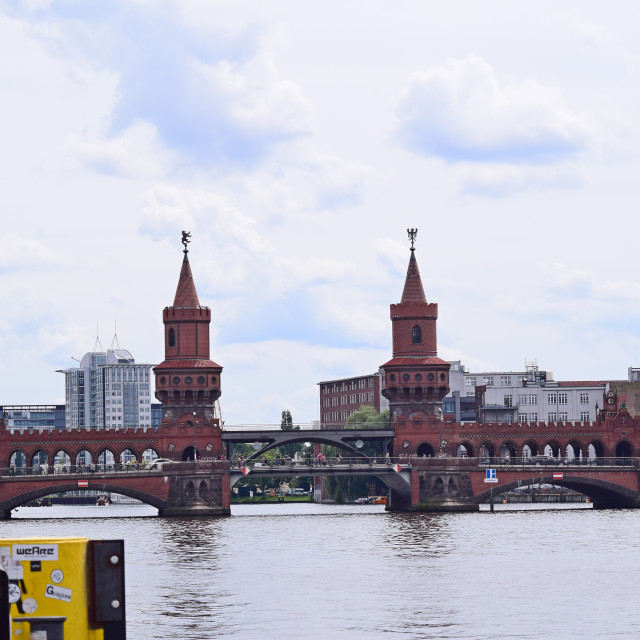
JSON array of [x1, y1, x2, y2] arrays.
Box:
[[96, 494, 110, 506]]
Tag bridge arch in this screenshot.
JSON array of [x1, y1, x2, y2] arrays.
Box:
[[475, 474, 640, 509], [9, 451, 27, 473], [565, 440, 584, 461], [500, 442, 517, 461], [0, 481, 166, 515], [97, 448, 116, 471], [522, 441, 538, 458], [416, 442, 435, 458], [544, 440, 562, 458], [588, 440, 605, 460], [479, 442, 494, 460], [615, 440, 633, 458], [456, 442, 473, 458], [31, 450, 48, 472]]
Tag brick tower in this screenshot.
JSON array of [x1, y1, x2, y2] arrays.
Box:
[[381, 229, 450, 422], [153, 232, 223, 449]]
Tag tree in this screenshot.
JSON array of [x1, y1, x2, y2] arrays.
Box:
[[280, 409, 299, 431], [346, 405, 390, 430]]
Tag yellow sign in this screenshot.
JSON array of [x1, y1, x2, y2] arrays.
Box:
[[0, 536, 125, 639]]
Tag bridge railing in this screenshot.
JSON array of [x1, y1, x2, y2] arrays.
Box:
[[231, 456, 406, 469], [475, 456, 638, 468]]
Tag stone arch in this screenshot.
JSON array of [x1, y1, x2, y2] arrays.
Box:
[[53, 450, 71, 473], [456, 442, 473, 458], [75, 449, 93, 469], [31, 450, 48, 474], [544, 440, 562, 458], [120, 448, 138, 467], [97, 449, 116, 471], [185, 480, 195, 499], [522, 441, 539, 459], [448, 476, 457, 494], [588, 440, 605, 461], [500, 442, 517, 462], [199, 480, 209, 498], [433, 477, 444, 494], [479, 443, 494, 461], [9, 451, 27, 474], [142, 448, 159, 464], [416, 442, 435, 458], [182, 446, 198, 461], [615, 440, 633, 458], [566, 440, 584, 461]]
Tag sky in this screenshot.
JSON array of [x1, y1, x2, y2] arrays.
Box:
[[2, 1, 640, 425]]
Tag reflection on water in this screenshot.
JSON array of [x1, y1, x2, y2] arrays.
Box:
[[2, 503, 640, 639]]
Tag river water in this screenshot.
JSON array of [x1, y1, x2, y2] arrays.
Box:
[[3, 502, 639, 639]]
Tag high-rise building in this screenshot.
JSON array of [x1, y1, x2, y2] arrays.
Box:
[[58, 349, 154, 429]]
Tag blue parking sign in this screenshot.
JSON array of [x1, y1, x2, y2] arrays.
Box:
[[486, 468, 496, 480]]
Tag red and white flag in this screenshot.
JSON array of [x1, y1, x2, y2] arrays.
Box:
[[553, 472, 563, 480], [77, 480, 88, 488]]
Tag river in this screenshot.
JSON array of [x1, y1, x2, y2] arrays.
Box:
[[2, 502, 639, 639]]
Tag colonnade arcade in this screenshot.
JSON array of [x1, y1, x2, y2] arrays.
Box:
[[414, 439, 634, 461], [8, 447, 162, 473]]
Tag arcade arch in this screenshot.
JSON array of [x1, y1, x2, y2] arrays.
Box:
[[416, 442, 435, 458], [54, 451, 71, 473]]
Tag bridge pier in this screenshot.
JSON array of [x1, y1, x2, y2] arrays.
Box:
[[386, 460, 479, 513], [159, 463, 231, 517]]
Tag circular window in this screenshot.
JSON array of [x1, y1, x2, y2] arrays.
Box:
[[172, 376, 180, 384], [389, 374, 396, 381], [427, 373, 435, 381], [185, 376, 192, 384], [415, 373, 422, 381], [402, 374, 410, 381], [211, 376, 217, 384], [160, 377, 166, 385], [440, 374, 446, 381], [197, 376, 205, 384]]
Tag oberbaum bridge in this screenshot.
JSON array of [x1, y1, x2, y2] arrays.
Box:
[[1, 230, 640, 518]]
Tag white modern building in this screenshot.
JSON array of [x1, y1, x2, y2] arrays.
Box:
[[58, 349, 154, 429], [445, 361, 607, 424]]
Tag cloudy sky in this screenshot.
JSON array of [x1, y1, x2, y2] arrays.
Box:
[[2, 1, 639, 425]]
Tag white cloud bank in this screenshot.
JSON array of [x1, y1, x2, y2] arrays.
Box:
[[395, 55, 591, 165]]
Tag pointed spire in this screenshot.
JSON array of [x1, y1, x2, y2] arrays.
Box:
[[173, 252, 201, 307], [401, 229, 427, 303]]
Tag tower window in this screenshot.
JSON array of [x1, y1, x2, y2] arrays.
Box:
[[168, 328, 176, 347], [412, 325, 422, 344]]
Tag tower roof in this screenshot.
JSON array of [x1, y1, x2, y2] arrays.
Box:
[[173, 253, 201, 307], [400, 250, 427, 303]]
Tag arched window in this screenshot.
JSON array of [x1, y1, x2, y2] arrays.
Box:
[[412, 325, 422, 344], [168, 328, 176, 347]]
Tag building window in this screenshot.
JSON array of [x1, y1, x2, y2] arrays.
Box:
[[168, 328, 176, 347], [559, 393, 568, 404], [548, 412, 557, 422], [529, 412, 538, 422], [580, 411, 590, 422], [580, 393, 589, 404], [547, 393, 557, 404], [504, 395, 512, 407], [529, 394, 537, 405], [500, 376, 511, 386], [519, 412, 527, 422], [484, 376, 494, 387], [466, 377, 476, 387], [559, 411, 568, 421], [412, 325, 422, 344], [518, 394, 527, 405]]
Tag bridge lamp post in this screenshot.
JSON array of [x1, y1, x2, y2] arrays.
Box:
[[193, 411, 198, 463]]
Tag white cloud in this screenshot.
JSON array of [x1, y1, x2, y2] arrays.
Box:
[[458, 163, 583, 197], [69, 120, 179, 178], [0, 233, 65, 272], [395, 55, 591, 165]]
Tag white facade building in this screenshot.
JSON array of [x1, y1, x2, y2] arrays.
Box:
[[446, 361, 607, 424], [59, 349, 154, 429]]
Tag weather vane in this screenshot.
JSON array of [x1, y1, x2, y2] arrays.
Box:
[[407, 228, 418, 251], [181, 230, 191, 254]]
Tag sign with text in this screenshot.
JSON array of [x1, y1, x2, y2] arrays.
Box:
[[484, 468, 498, 483]]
